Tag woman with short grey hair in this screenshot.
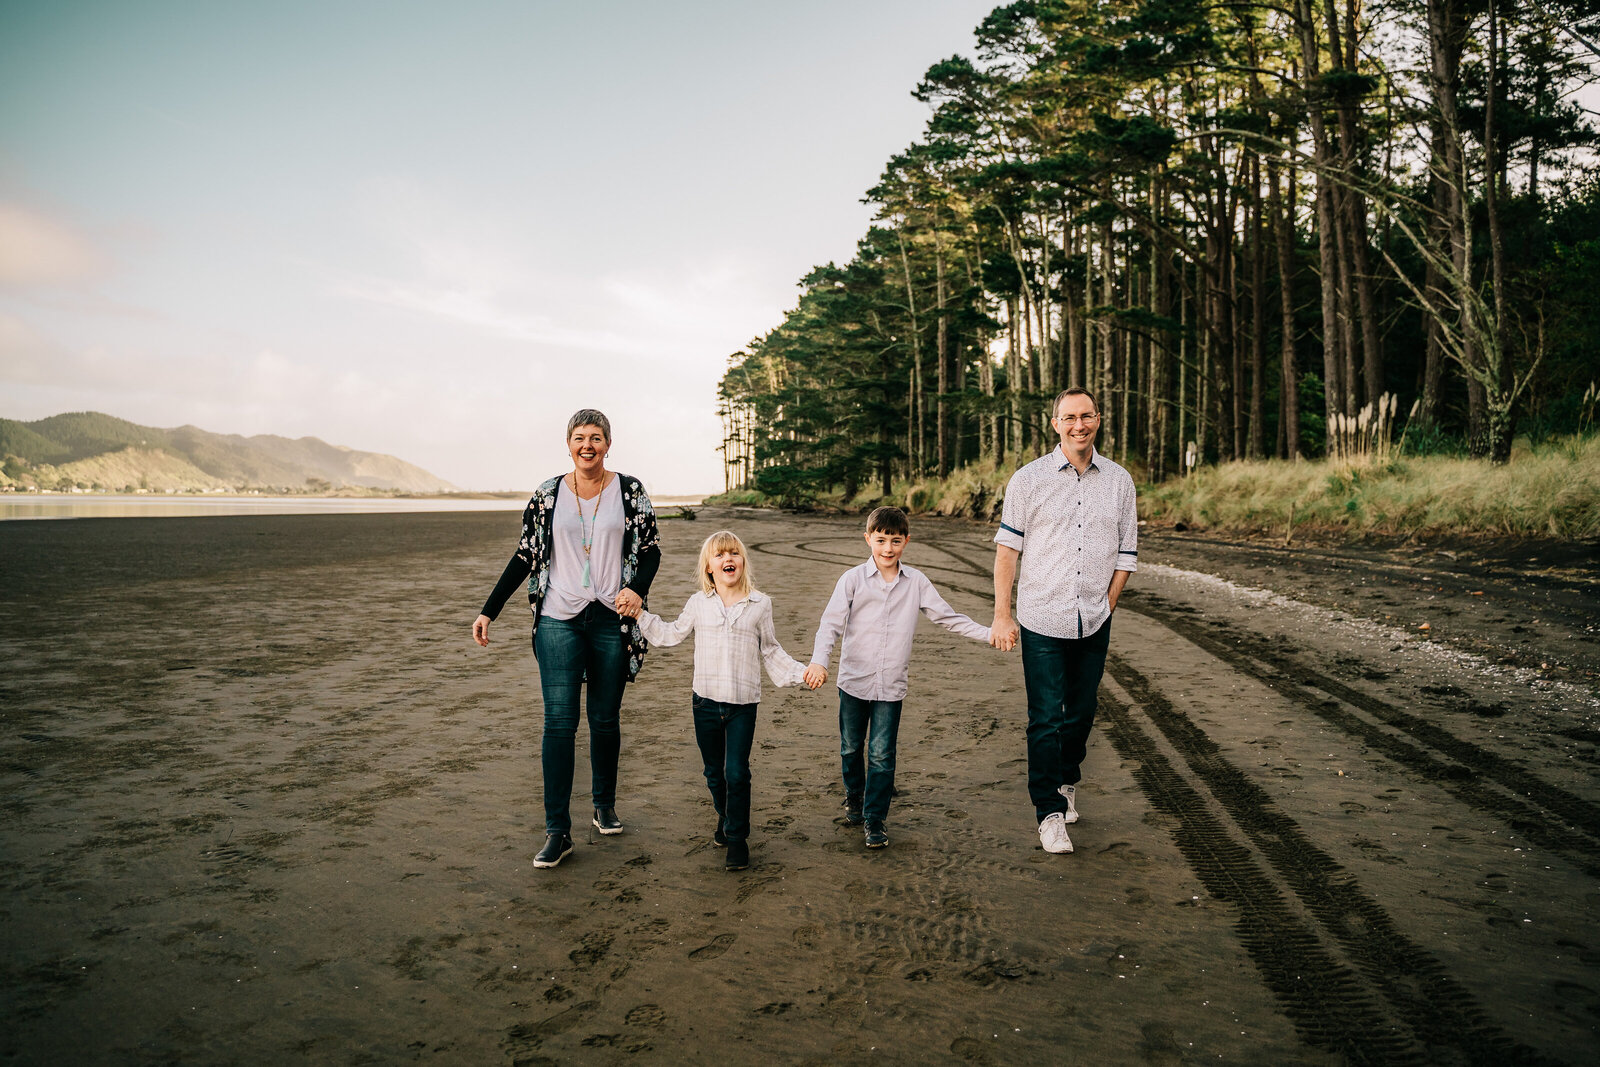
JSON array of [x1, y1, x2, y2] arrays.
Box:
[[473, 408, 661, 868]]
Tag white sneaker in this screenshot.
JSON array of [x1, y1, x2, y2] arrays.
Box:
[[1038, 812, 1073, 854], [1058, 783, 1080, 824]]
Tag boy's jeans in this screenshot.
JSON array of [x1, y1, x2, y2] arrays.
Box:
[[690, 694, 758, 843], [1019, 618, 1112, 824], [838, 691, 904, 823], [533, 602, 628, 836]]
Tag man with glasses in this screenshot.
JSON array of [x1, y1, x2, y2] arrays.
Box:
[[989, 388, 1138, 855]]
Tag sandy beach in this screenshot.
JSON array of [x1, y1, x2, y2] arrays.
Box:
[[2, 508, 1596, 1064]]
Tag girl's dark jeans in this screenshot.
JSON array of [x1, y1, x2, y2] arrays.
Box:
[[690, 694, 758, 844], [533, 601, 628, 835]]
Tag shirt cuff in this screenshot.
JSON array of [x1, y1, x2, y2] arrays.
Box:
[[994, 526, 1023, 551]]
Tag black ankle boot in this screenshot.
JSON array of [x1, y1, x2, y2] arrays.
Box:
[[533, 833, 573, 868]]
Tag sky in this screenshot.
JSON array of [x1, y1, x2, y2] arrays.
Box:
[[0, 0, 1000, 494]]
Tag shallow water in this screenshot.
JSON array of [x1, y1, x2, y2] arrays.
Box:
[[0, 492, 704, 521]]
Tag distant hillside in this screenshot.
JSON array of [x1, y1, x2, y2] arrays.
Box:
[[0, 412, 460, 494]]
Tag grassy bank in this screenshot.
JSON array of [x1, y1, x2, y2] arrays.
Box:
[[1144, 434, 1599, 540], [706, 433, 1600, 542], [703, 460, 1014, 523]]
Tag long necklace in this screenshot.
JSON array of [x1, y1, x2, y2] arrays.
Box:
[[573, 473, 599, 588]]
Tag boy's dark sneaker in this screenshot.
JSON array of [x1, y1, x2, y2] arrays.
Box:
[[533, 834, 574, 868], [713, 820, 728, 847], [842, 795, 864, 826], [725, 840, 749, 870], [592, 806, 623, 835], [864, 821, 889, 849]]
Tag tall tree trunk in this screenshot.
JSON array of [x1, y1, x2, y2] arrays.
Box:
[[1250, 152, 1266, 459], [1069, 223, 1086, 387], [1271, 157, 1302, 460], [1426, 0, 1484, 454], [1006, 297, 1020, 460], [1333, 183, 1361, 416], [1484, 0, 1512, 463], [897, 232, 925, 473], [935, 218, 951, 477], [1099, 217, 1116, 445], [1296, 3, 1347, 436], [1418, 123, 1450, 428], [1119, 240, 1133, 464]]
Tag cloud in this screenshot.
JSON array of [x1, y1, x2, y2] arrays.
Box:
[[0, 313, 65, 379], [327, 177, 779, 366], [0, 205, 106, 286], [335, 276, 654, 356]]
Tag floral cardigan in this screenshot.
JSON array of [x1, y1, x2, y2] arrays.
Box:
[[480, 473, 662, 681]]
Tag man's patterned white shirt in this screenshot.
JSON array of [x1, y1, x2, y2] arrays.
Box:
[[994, 445, 1138, 640]]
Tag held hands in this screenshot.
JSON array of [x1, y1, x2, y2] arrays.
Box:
[[989, 615, 1019, 652], [614, 588, 642, 618], [802, 663, 827, 690], [472, 614, 492, 647]]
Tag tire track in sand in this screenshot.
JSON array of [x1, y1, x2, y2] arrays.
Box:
[[1127, 593, 1600, 877], [1105, 656, 1558, 1066]]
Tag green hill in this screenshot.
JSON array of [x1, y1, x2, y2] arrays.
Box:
[[1, 412, 459, 494], [0, 418, 75, 465], [18, 412, 176, 463]]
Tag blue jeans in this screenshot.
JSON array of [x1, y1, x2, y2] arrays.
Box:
[[533, 602, 628, 835], [690, 694, 758, 844], [838, 691, 903, 823], [1020, 618, 1112, 824]]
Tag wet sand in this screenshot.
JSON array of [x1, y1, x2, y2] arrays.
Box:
[[2, 509, 1596, 1064]]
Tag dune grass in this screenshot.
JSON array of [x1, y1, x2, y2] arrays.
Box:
[[1142, 433, 1600, 540], [704, 434, 1599, 541]]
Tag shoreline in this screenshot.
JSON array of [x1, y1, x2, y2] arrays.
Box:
[[0, 490, 708, 521]]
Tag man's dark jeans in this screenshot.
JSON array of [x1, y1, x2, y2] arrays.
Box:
[[1020, 618, 1112, 824], [533, 601, 628, 835], [690, 694, 759, 844], [838, 691, 904, 823]]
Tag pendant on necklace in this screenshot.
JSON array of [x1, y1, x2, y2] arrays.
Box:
[[581, 557, 591, 589]]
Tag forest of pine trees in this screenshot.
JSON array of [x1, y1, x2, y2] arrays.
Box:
[[716, 0, 1600, 503]]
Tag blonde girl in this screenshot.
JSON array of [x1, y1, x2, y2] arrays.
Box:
[[624, 530, 817, 870]]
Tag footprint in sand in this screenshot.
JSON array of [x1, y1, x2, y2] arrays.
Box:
[[569, 931, 612, 967], [688, 933, 736, 960], [624, 1003, 666, 1028]]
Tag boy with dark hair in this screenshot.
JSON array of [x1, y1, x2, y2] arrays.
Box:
[[804, 506, 992, 848]]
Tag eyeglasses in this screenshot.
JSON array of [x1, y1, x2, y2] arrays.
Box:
[[1052, 413, 1100, 426]]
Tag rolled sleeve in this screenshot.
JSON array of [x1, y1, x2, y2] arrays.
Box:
[[994, 474, 1027, 551], [1116, 483, 1139, 572]]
